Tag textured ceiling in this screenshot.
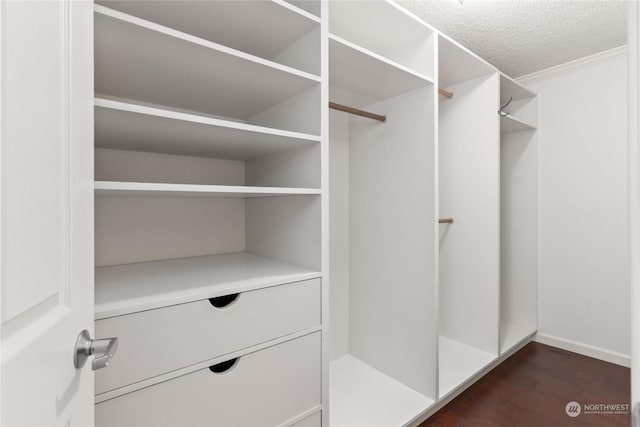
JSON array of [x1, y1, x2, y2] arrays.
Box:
[[399, 0, 628, 77]]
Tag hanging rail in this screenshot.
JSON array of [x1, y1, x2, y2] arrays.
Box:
[[328, 102, 386, 122], [439, 217, 454, 224], [438, 88, 453, 98]]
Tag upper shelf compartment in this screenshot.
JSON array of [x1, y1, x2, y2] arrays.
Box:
[[500, 74, 535, 104], [329, 35, 433, 106], [500, 74, 538, 129], [94, 5, 320, 135], [95, 98, 319, 160], [284, 0, 321, 18], [439, 35, 496, 88], [95, 0, 320, 75], [330, 0, 434, 79]]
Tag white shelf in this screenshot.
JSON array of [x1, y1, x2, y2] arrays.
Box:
[[330, 355, 433, 427], [95, 181, 321, 197], [95, 98, 320, 160], [329, 0, 434, 78], [438, 335, 496, 398], [95, 5, 319, 120], [500, 73, 536, 103], [95, 252, 321, 319], [284, 0, 321, 18], [439, 35, 496, 87], [329, 34, 433, 104], [500, 320, 536, 354], [95, 1, 319, 70], [500, 115, 537, 133]]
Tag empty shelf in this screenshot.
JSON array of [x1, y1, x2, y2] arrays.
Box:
[[329, 0, 433, 77], [95, 252, 322, 319], [329, 34, 433, 103], [500, 115, 536, 133], [95, 5, 319, 120], [439, 35, 496, 87], [95, 99, 320, 160], [500, 320, 536, 354], [330, 355, 433, 427], [438, 335, 497, 398], [95, 0, 319, 69], [94, 181, 321, 197], [500, 73, 536, 103]]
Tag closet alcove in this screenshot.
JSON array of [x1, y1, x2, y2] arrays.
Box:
[[328, 2, 437, 425], [88, 1, 539, 425], [499, 75, 539, 354], [437, 35, 501, 398]]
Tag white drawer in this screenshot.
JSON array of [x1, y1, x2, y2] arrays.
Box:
[[96, 278, 320, 394], [96, 332, 321, 427], [289, 411, 322, 427]]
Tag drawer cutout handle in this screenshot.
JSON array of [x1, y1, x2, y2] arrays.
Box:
[[209, 358, 239, 374], [208, 293, 239, 308]]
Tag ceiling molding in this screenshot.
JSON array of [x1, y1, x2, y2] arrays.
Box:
[[517, 45, 627, 85]]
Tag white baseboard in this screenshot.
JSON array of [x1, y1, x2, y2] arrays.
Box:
[[534, 333, 630, 368]]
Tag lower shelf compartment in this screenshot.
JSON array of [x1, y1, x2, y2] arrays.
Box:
[[438, 335, 497, 398], [500, 320, 537, 354], [330, 355, 433, 427]]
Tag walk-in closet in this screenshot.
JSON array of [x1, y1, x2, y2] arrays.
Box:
[[11, 0, 637, 426]]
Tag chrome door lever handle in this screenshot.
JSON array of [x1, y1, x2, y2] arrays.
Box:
[[74, 329, 119, 370]]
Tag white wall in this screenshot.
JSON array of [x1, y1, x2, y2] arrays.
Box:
[[519, 46, 630, 366]]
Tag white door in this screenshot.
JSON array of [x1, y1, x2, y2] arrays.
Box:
[[1, 1, 95, 425]]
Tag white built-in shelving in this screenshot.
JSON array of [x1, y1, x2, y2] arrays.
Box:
[[437, 33, 501, 400], [499, 74, 538, 355], [95, 98, 320, 160], [284, 0, 321, 19], [329, 0, 434, 78], [499, 73, 538, 133], [330, 356, 434, 427], [328, 2, 437, 425], [95, 252, 321, 319], [94, 181, 321, 197], [92, 1, 539, 424], [95, 0, 320, 75], [500, 114, 536, 133], [93, 0, 324, 320], [439, 35, 496, 88], [94, 5, 320, 133], [329, 34, 433, 105]]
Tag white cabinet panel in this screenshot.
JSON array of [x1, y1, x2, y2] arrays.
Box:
[[96, 279, 320, 394], [96, 332, 321, 427]]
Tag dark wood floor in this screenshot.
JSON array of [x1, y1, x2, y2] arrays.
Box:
[[419, 342, 630, 427]]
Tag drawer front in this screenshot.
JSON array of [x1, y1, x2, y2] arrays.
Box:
[[96, 278, 320, 394], [290, 411, 322, 427], [96, 332, 321, 427]]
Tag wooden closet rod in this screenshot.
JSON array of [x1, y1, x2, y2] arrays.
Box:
[[439, 217, 454, 224], [329, 102, 386, 122], [438, 88, 453, 98]]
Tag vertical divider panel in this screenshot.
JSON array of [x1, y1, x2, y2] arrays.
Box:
[[319, 1, 330, 425], [432, 33, 441, 400], [349, 86, 437, 399], [438, 73, 501, 356], [328, 110, 350, 361]]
